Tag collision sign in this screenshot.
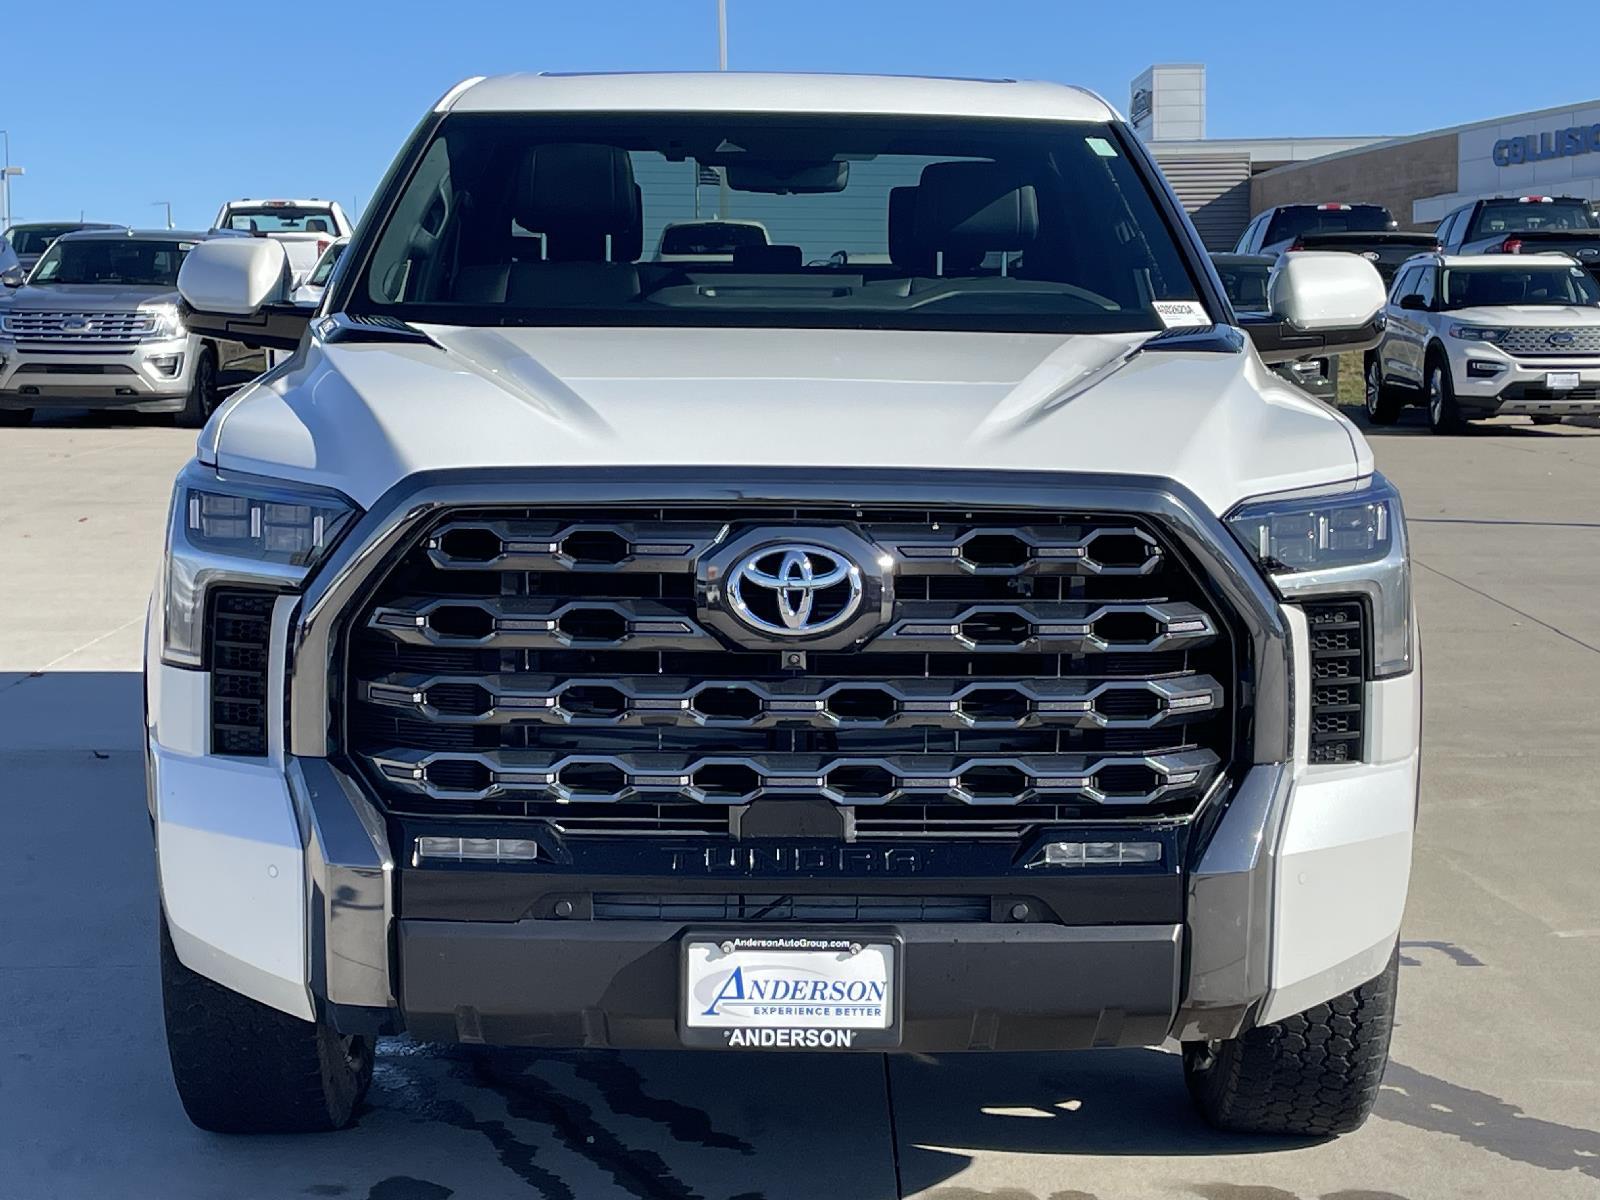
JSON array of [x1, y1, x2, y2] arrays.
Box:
[[1494, 125, 1600, 166]]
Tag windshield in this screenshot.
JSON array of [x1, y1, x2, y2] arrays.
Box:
[[351, 113, 1204, 334], [30, 238, 194, 287], [222, 206, 337, 234], [7, 225, 83, 255], [1265, 205, 1392, 243], [308, 240, 347, 286], [1442, 264, 1600, 309], [1469, 200, 1600, 238]]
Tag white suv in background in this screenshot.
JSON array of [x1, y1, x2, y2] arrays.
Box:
[[1365, 252, 1600, 432]]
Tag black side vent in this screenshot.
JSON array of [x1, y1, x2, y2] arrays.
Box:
[[1303, 600, 1367, 764], [209, 589, 275, 756]]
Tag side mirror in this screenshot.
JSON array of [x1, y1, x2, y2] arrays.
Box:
[[1399, 293, 1428, 311], [177, 238, 311, 351], [1239, 251, 1387, 364], [0, 267, 23, 289]]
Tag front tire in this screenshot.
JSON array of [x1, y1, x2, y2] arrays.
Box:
[[1362, 354, 1404, 425], [160, 913, 373, 1133], [173, 348, 218, 429], [1183, 950, 1398, 1137], [1426, 354, 1465, 435]]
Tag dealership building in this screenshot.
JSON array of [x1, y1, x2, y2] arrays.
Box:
[[1135, 64, 1600, 249]]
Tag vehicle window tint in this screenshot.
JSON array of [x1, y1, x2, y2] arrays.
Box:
[[1469, 200, 1600, 238], [354, 113, 1208, 335], [1443, 263, 1600, 308], [1416, 266, 1438, 307], [223, 206, 337, 233], [1264, 205, 1392, 244], [6, 225, 81, 255], [29, 238, 191, 287], [308, 242, 347, 286], [1214, 259, 1271, 311], [1391, 265, 1420, 302]]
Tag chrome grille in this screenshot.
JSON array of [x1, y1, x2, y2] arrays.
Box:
[[0, 309, 159, 344], [345, 505, 1237, 833], [1497, 326, 1600, 357]]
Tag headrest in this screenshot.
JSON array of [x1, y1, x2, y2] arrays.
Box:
[[305, 217, 330, 233], [517, 143, 639, 243], [914, 161, 1039, 254], [731, 243, 803, 270]]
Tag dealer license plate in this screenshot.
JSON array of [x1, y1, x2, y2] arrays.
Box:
[[682, 934, 898, 1049], [1546, 371, 1582, 391]]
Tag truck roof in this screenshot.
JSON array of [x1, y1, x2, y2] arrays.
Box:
[[441, 71, 1117, 124]]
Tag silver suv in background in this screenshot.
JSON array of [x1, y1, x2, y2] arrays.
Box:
[[0, 229, 259, 426], [1365, 251, 1600, 432], [3, 221, 125, 274]]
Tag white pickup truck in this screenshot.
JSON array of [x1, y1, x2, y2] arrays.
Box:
[[211, 198, 353, 283], [159, 72, 1417, 1140]]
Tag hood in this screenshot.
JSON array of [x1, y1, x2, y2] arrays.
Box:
[[212, 326, 1365, 516], [1445, 304, 1600, 328], [4, 282, 178, 311]]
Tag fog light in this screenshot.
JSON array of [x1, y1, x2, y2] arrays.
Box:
[[149, 354, 183, 377], [1028, 840, 1162, 868], [414, 836, 539, 864], [1466, 360, 1505, 379]]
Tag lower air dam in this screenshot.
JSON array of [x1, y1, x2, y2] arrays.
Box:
[[724, 1028, 857, 1048]]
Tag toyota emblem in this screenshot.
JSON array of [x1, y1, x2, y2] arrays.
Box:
[[727, 544, 863, 637]]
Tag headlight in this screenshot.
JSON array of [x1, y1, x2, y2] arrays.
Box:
[[1225, 474, 1412, 677], [142, 302, 186, 338], [1448, 324, 1507, 342], [160, 461, 359, 666]]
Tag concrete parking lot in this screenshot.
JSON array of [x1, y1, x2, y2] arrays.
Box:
[[2, 407, 1598, 1200]]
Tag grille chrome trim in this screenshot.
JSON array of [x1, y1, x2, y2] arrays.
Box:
[[422, 516, 1165, 577], [360, 671, 1225, 731], [873, 600, 1215, 653], [287, 469, 1291, 773], [366, 595, 718, 650], [0, 309, 162, 343], [1496, 326, 1600, 356], [367, 747, 1220, 806]]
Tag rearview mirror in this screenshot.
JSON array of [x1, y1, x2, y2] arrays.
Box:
[[1239, 251, 1387, 364], [177, 237, 312, 351]]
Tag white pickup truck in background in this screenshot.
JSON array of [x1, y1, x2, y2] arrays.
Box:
[[211, 198, 353, 284]]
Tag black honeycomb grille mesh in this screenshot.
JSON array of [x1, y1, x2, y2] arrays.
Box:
[[209, 589, 274, 757], [1304, 599, 1367, 764]]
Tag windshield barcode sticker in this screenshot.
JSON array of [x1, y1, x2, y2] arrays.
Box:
[[1153, 300, 1211, 328]]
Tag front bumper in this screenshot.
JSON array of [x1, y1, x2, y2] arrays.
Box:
[[1446, 343, 1600, 416], [146, 473, 1419, 1051], [0, 334, 195, 410]]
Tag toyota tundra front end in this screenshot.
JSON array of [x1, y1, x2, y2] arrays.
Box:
[[148, 71, 1416, 1138]]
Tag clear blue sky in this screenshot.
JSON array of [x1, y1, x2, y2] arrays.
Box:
[[2, 0, 1587, 232]]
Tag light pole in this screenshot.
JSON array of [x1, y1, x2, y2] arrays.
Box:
[[716, 0, 729, 217], [152, 201, 173, 230], [1, 131, 24, 231]]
